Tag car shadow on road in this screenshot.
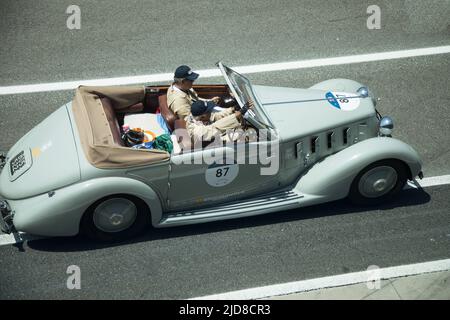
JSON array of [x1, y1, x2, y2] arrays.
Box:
[[27, 187, 431, 252]]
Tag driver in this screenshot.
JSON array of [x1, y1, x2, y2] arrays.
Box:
[[167, 65, 221, 119], [186, 100, 253, 145]]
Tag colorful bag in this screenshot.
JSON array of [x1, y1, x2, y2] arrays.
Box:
[[152, 134, 173, 153]]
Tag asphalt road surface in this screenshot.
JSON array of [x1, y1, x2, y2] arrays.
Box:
[[0, 0, 449, 299]]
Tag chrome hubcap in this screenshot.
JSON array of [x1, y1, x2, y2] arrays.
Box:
[[93, 198, 137, 233], [358, 166, 398, 198]]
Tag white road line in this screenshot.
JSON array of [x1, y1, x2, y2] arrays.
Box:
[[1, 45, 450, 95], [0, 232, 42, 246], [0, 173, 449, 247], [191, 259, 450, 300], [405, 174, 450, 189]]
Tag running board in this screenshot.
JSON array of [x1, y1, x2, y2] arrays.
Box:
[[159, 190, 303, 227]]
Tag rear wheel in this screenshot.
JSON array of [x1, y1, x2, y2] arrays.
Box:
[[348, 160, 408, 206], [80, 195, 151, 241]]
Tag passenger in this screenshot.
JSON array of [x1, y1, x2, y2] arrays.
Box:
[[167, 65, 221, 119], [185, 100, 253, 145]]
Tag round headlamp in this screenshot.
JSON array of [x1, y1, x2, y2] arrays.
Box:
[[357, 86, 369, 98], [379, 116, 394, 136]]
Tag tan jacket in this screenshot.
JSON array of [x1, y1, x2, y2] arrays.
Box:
[[167, 85, 205, 119], [186, 108, 241, 144]]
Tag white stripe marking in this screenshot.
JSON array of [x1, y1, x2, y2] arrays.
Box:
[[1, 45, 450, 95], [191, 259, 450, 300], [405, 174, 450, 189], [0, 232, 42, 246], [0, 173, 449, 246]]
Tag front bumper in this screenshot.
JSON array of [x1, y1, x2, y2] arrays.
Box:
[[0, 200, 15, 234]]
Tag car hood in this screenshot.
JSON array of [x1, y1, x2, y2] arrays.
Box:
[[0, 105, 81, 199], [253, 85, 376, 142]]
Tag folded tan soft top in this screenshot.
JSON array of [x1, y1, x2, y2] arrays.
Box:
[[72, 85, 169, 169]]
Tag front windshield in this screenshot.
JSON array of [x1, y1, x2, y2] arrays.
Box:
[[219, 63, 274, 129]]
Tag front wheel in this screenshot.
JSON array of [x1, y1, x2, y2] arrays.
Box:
[[80, 195, 151, 241], [348, 160, 408, 206]]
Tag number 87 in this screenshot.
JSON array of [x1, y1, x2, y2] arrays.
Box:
[[216, 167, 229, 177]]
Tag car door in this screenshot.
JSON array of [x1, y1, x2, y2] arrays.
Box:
[[167, 140, 280, 211]]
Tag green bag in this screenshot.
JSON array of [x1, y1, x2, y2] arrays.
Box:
[[153, 134, 173, 153]]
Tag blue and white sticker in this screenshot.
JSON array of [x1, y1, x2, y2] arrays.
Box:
[[325, 91, 360, 111]]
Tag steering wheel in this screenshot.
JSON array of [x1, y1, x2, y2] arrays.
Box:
[[222, 96, 238, 108]]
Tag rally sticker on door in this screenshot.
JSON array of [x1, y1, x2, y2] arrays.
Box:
[[325, 91, 361, 111], [205, 163, 239, 187]]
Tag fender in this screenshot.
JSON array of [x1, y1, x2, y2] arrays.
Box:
[[309, 78, 378, 107], [309, 78, 365, 92], [11, 177, 162, 237], [295, 137, 422, 201]]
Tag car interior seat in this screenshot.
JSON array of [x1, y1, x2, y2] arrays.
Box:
[[100, 97, 143, 147]]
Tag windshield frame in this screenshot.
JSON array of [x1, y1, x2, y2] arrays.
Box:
[[217, 62, 275, 130]]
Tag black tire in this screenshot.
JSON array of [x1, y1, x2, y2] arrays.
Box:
[[80, 194, 151, 242], [348, 159, 408, 206]]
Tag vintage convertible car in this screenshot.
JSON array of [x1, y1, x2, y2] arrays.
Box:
[[0, 62, 423, 241]]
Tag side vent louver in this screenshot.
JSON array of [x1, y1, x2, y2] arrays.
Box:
[[327, 132, 334, 149], [311, 136, 319, 153], [343, 128, 350, 145]]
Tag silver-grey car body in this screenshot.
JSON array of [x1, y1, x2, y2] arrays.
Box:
[[0, 63, 423, 240]]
